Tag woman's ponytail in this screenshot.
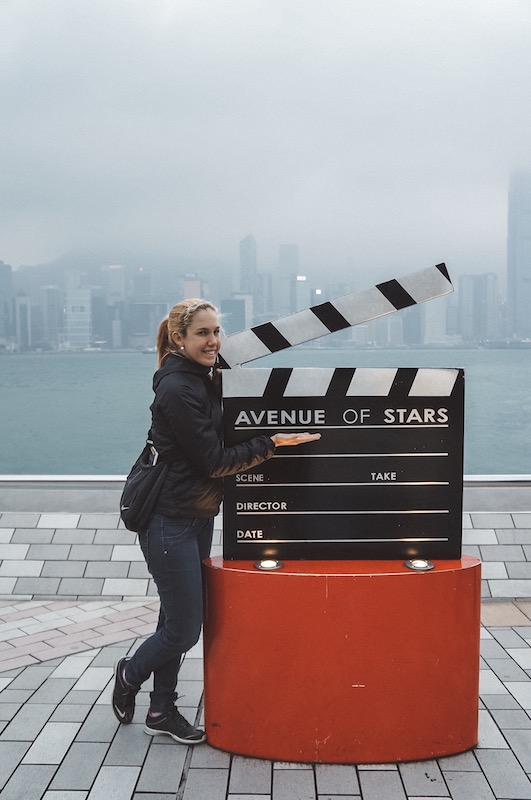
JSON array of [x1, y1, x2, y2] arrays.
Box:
[[156, 316, 172, 368]]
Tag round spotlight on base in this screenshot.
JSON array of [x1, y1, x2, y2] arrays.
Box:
[[405, 558, 435, 572], [254, 559, 284, 571]]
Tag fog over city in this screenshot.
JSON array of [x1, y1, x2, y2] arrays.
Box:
[[2, 0, 531, 285]]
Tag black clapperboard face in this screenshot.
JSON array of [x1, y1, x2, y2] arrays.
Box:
[[221, 263, 464, 561]]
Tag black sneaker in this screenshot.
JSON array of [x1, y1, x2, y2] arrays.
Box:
[[144, 707, 206, 744], [112, 657, 138, 724]]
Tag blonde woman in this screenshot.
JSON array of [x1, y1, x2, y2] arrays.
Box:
[[112, 299, 320, 743]]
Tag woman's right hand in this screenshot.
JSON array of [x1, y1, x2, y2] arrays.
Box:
[[270, 432, 321, 447]]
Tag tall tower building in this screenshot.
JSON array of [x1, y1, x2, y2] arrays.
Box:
[[0, 261, 13, 343], [507, 171, 531, 339], [458, 273, 500, 342]]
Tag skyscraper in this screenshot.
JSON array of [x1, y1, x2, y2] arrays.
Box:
[[507, 171, 531, 339], [0, 261, 13, 345]]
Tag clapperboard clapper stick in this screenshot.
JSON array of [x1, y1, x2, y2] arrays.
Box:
[[218, 262, 453, 368]]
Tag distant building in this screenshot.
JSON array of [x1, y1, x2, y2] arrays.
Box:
[[458, 273, 500, 342], [64, 287, 92, 349], [507, 171, 531, 339], [0, 261, 13, 345], [14, 295, 32, 351]]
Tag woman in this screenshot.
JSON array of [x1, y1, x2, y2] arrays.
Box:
[[112, 299, 320, 744]]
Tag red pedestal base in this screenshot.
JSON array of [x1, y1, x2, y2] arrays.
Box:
[[203, 556, 481, 764]]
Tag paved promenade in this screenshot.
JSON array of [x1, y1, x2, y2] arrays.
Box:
[[1, 491, 531, 799]]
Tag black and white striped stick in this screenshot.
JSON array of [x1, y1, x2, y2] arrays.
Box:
[[219, 262, 452, 368]]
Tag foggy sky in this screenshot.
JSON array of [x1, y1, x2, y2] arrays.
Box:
[[2, 0, 531, 285]]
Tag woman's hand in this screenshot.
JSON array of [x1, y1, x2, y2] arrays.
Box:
[[270, 432, 321, 447]]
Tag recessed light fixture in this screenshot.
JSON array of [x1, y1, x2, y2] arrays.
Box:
[[254, 559, 284, 571], [405, 558, 435, 571]]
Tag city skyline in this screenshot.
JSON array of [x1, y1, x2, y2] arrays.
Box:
[[2, 1, 531, 282]]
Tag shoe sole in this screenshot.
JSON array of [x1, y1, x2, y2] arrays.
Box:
[[112, 658, 135, 725], [143, 724, 206, 744]]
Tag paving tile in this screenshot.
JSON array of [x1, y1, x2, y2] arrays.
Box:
[[509, 564, 531, 578], [0, 577, 17, 595], [491, 580, 531, 598], [0, 543, 30, 559], [487, 657, 531, 682], [6, 663, 56, 689], [398, 759, 447, 796], [471, 513, 514, 528], [481, 562, 508, 579], [490, 708, 531, 729], [42, 562, 86, 578], [482, 603, 531, 626], [0, 513, 41, 528], [357, 770, 407, 800], [27, 678, 77, 704], [229, 755, 272, 793], [75, 705, 120, 742], [51, 654, 99, 679], [315, 764, 359, 794], [272, 768, 316, 800], [489, 627, 529, 648], [507, 682, 531, 709], [507, 647, 531, 668], [85, 765, 140, 800], [515, 601, 531, 621], [498, 529, 531, 544], [479, 669, 509, 695], [38, 514, 80, 529], [26, 544, 71, 561], [438, 750, 481, 771], [0, 702, 55, 741], [181, 766, 229, 800], [477, 709, 510, 748], [102, 579, 149, 596], [503, 729, 531, 771], [480, 544, 525, 561], [135, 739, 187, 792], [0, 560, 44, 577], [11, 528, 55, 544], [0, 764, 57, 800], [79, 514, 120, 529], [475, 747, 531, 798], [59, 579, 105, 596], [52, 529, 95, 544], [189, 742, 231, 767], [84, 562, 129, 578], [104, 722, 150, 766], [94, 530, 137, 545], [513, 514, 531, 528], [445, 771, 497, 799], [463, 529, 498, 545], [50, 742, 109, 790], [0, 740, 32, 789], [22, 721, 81, 764]]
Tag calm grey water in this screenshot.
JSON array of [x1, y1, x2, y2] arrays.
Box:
[[1, 347, 530, 475]]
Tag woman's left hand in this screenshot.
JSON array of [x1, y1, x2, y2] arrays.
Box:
[[271, 432, 321, 447]]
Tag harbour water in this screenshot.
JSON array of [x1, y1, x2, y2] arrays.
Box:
[[0, 347, 530, 475]]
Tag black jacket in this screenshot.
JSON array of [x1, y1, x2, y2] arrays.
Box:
[[150, 354, 275, 518]]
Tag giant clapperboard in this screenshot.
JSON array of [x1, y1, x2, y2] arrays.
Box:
[[221, 263, 464, 561]]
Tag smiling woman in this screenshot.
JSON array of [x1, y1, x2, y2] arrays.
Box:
[[111, 297, 320, 743]]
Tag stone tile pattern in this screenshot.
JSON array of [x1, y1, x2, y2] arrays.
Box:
[[0, 512, 224, 601], [1, 608, 531, 800], [1, 511, 531, 600]]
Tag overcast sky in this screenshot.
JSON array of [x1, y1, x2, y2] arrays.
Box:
[[2, 0, 531, 285]]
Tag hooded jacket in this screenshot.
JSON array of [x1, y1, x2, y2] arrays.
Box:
[[150, 353, 275, 518]]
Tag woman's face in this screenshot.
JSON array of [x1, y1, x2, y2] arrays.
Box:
[[178, 308, 221, 368]]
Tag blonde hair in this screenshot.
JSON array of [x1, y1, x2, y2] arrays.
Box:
[[156, 299, 219, 367]]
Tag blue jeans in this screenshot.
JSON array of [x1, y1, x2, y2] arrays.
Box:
[[125, 514, 214, 713]]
